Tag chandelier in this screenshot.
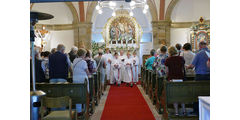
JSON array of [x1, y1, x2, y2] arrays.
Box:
[[96, 0, 149, 16]]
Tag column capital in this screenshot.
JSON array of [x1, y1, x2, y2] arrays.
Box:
[[151, 20, 171, 26]]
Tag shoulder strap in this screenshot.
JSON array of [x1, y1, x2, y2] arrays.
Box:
[[73, 59, 83, 70]]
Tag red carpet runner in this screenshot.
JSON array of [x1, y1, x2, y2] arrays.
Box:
[[100, 84, 155, 120]]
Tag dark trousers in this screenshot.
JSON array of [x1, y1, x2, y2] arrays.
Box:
[[193, 74, 210, 114]]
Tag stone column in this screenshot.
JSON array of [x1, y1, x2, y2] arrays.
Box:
[[74, 22, 92, 49], [151, 20, 171, 50]]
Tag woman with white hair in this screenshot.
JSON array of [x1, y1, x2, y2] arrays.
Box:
[[72, 48, 90, 115], [68, 46, 78, 63]]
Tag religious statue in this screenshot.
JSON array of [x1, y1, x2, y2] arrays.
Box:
[[190, 17, 210, 51], [102, 11, 142, 50]]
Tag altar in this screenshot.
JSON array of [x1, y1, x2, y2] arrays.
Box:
[[190, 17, 210, 52], [102, 10, 142, 52]]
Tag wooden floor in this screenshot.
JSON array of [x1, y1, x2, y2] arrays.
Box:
[[90, 85, 162, 120]]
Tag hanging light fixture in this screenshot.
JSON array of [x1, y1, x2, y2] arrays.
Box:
[[129, 11, 134, 16], [144, 4, 149, 10], [95, 0, 148, 15], [98, 9, 103, 14], [96, 5, 100, 10], [112, 11, 116, 16], [143, 9, 147, 14]]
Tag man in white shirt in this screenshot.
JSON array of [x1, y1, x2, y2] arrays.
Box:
[[103, 48, 113, 84], [110, 52, 121, 86], [123, 52, 133, 87], [132, 51, 139, 84], [118, 50, 127, 83]]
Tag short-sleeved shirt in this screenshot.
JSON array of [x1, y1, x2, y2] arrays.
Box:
[[73, 58, 88, 82], [94, 56, 105, 73], [192, 48, 210, 74], [165, 56, 185, 81], [153, 53, 168, 77], [145, 56, 155, 70]]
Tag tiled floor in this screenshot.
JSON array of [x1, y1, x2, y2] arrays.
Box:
[[90, 85, 162, 120]]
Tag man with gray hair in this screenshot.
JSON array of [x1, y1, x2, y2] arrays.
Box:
[[49, 44, 72, 83], [68, 46, 78, 63]]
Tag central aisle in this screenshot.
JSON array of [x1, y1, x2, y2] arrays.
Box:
[[100, 84, 155, 120]]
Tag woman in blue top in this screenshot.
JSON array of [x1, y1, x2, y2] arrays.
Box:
[[145, 49, 156, 70]]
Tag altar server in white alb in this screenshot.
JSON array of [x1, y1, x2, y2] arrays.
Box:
[[103, 48, 113, 83], [132, 51, 139, 84], [118, 50, 127, 82], [110, 52, 121, 86], [124, 52, 133, 87]]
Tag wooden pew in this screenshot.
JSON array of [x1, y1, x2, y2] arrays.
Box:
[[141, 66, 145, 88], [154, 76, 165, 114], [146, 70, 153, 95], [88, 76, 96, 114], [144, 69, 149, 94], [36, 79, 90, 120], [97, 71, 102, 100], [148, 70, 155, 103], [185, 74, 195, 81], [94, 72, 100, 105], [161, 80, 210, 120]]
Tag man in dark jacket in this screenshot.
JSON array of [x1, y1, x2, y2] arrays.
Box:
[[49, 44, 72, 83]]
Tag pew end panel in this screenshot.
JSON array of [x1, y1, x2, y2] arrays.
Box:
[[161, 81, 210, 120]]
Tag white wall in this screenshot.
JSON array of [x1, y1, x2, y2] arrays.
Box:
[[171, 0, 210, 22], [170, 28, 191, 46], [32, 3, 73, 24], [36, 30, 74, 53], [32, 3, 75, 53]]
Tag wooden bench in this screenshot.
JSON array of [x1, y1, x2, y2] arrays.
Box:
[[161, 80, 210, 120], [140, 66, 145, 88], [35, 80, 90, 120], [93, 72, 100, 105], [88, 76, 96, 114], [154, 76, 165, 114], [144, 69, 149, 94], [149, 70, 156, 104]]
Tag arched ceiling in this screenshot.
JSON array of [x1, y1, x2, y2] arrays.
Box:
[[171, 0, 210, 22]]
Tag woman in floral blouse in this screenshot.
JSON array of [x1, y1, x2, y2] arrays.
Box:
[[153, 45, 168, 77]]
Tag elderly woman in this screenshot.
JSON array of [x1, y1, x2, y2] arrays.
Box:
[[145, 49, 156, 70], [180, 43, 195, 76], [85, 49, 97, 76], [165, 46, 186, 116], [72, 48, 90, 115], [68, 46, 78, 63], [153, 45, 168, 77]]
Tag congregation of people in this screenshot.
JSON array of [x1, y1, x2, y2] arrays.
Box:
[[31, 40, 209, 116], [30, 43, 141, 115], [146, 41, 210, 116]]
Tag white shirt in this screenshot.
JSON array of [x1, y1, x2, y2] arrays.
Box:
[[180, 50, 195, 66], [72, 58, 88, 82]]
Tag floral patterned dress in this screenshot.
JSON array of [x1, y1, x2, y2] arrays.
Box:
[[153, 53, 168, 77]]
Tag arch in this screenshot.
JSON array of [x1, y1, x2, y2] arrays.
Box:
[[86, 1, 158, 22], [165, 0, 179, 21], [30, 2, 79, 24], [147, 0, 158, 21], [85, 2, 97, 22]]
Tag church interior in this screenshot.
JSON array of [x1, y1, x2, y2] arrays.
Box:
[[29, 0, 211, 120]]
